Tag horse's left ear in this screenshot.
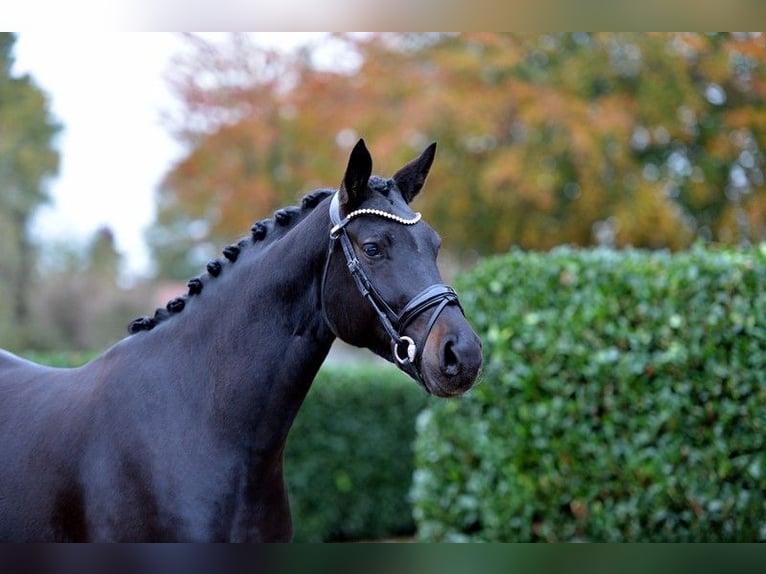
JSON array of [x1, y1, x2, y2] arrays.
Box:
[[393, 142, 437, 204], [339, 139, 373, 211]]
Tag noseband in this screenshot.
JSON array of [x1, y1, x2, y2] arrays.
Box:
[[322, 193, 463, 387]]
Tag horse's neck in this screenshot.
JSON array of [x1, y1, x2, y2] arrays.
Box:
[[125, 204, 336, 449]]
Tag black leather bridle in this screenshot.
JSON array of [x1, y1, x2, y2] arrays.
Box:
[[322, 192, 463, 387]]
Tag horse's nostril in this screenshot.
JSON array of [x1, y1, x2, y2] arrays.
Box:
[[442, 338, 460, 377]]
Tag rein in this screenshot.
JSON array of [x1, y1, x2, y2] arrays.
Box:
[[322, 193, 463, 388]]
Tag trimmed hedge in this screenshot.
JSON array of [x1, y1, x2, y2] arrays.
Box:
[[286, 362, 429, 542], [412, 246, 766, 541], [17, 350, 96, 367]]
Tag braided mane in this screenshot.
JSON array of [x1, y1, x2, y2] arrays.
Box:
[[127, 188, 335, 334]]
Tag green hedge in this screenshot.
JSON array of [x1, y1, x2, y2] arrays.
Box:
[[17, 350, 97, 367], [286, 362, 429, 542], [412, 246, 766, 542]]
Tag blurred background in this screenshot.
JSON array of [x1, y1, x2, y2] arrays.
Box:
[[2, 32, 764, 352]]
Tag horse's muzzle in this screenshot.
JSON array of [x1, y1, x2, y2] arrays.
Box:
[[419, 308, 483, 397]]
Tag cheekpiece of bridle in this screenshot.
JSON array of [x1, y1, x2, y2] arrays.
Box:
[[323, 191, 463, 387]]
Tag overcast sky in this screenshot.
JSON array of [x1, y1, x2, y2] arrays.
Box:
[[12, 33, 319, 279], [12, 33, 185, 278]]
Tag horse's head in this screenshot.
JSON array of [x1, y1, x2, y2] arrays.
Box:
[[322, 139, 482, 397]]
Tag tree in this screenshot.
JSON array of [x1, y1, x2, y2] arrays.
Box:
[[149, 33, 766, 278], [86, 226, 121, 281], [0, 33, 61, 349], [29, 226, 138, 352]]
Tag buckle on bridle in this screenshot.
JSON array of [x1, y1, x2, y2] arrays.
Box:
[[394, 336, 417, 365]]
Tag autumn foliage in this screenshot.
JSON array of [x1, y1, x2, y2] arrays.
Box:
[[150, 33, 766, 279]]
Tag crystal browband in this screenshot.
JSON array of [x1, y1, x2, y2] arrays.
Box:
[[329, 197, 422, 236]]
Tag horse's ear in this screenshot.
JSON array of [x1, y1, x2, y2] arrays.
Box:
[[339, 139, 373, 210], [393, 142, 437, 204]]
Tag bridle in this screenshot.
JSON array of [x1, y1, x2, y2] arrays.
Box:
[[322, 192, 463, 387]]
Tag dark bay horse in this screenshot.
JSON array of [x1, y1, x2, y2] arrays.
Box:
[[0, 140, 482, 542]]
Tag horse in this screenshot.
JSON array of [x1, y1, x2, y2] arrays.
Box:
[[0, 139, 482, 542]]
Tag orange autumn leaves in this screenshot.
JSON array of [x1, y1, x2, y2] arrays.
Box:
[[151, 33, 766, 278]]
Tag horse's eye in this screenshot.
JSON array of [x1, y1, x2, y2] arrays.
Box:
[[362, 243, 381, 258]]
